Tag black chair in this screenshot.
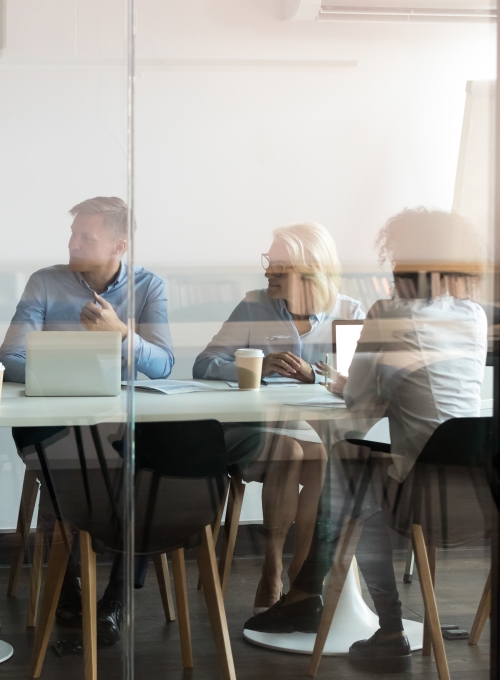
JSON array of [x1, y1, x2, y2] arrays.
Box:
[[15, 421, 235, 680], [308, 417, 494, 680], [9, 426, 176, 629]]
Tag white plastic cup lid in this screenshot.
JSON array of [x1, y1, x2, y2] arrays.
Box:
[[0, 363, 4, 371], [235, 348, 265, 358]]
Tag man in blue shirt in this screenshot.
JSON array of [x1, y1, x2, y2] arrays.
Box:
[[1, 196, 174, 646], [1, 197, 174, 382]]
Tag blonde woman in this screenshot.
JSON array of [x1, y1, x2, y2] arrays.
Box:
[[193, 222, 364, 613]]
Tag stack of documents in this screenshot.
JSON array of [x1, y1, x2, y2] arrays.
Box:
[[224, 377, 298, 388], [262, 377, 302, 385]]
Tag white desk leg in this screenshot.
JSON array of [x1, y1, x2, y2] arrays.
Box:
[[244, 561, 423, 655], [0, 640, 13, 663]]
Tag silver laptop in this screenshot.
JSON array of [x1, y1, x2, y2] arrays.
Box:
[[26, 331, 122, 397]]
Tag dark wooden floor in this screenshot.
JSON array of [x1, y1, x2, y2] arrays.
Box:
[[0, 543, 491, 680]]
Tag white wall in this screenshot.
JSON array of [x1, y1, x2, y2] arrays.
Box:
[[0, 0, 496, 269], [0, 2, 496, 529]]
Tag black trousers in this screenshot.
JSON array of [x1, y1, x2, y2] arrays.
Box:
[[37, 484, 149, 596], [64, 533, 149, 595], [15, 426, 150, 597], [293, 452, 404, 634]]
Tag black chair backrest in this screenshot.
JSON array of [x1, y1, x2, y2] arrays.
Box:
[[417, 416, 493, 468], [133, 420, 227, 478], [387, 416, 494, 548], [15, 420, 228, 555]]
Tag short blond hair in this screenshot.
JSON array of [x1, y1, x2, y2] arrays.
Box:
[[273, 221, 341, 313], [69, 196, 135, 239]]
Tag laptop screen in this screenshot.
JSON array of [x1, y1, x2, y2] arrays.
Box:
[[332, 321, 364, 375]]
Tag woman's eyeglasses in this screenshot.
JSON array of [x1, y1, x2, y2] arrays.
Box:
[[261, 253, 287, 278]]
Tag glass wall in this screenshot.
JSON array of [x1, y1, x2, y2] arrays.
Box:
[[0, 1, 133, 678], [0, 1, 498, 679]]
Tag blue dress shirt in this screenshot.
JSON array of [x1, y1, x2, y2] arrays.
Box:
[[0, 263, 175, 383]]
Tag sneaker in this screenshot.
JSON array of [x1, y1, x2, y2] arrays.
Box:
[[96, 598, 123, 646], [244, 595, 323, 634], [56, 577, 82, 627], [348, 629, 412, 673]]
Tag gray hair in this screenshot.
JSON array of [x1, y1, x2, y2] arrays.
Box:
[[69, 197, 135, 239]]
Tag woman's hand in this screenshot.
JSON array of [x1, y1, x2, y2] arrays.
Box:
[[262, 352, 315, 383], [315, 361, 347, 395]]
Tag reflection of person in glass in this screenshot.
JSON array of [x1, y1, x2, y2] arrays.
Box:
[[0, 197, 174, 646], [245, 209, 487, 673], [194, 222, 364, 613]]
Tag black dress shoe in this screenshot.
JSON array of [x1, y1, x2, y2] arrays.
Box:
[[244, 595, 323, 634], [56, 578, 82, 627], [349, 629, 412, 673], [97, 598, 123, 646]]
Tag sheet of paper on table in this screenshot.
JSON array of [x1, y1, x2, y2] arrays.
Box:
[[121, 380, 218, 395], [285, 396, 347, 408]]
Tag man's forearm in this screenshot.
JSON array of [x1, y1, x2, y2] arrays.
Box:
[[1, 355, 26, 383], [122, 333, 175, 379]]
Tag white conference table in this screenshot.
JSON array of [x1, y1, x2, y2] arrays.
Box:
[[0, 380, 363, 427], [1, 379, 421, 656]]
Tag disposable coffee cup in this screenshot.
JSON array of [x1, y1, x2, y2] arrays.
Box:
[[0, 362, 4, 401], [235, 349, 264, 390]]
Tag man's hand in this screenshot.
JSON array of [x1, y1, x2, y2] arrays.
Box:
[[80, 292, 128, 341], [262, 351, 315, 384]]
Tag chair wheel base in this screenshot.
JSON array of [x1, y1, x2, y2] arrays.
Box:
[[0, 640, 14, 663]]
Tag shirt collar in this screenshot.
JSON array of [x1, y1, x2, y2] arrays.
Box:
[[75, 261, 127, 293], [278, 298, 323, 325]]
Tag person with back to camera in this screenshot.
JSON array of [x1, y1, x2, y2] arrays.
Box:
[[193, 222, 364, 614], [0, 197, 175, 645], [244, 209, 487, 674]]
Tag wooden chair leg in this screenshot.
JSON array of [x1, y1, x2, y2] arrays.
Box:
[[80, 531, 97, 680], [422, 544, 437, 656], [412, 524, 450, 680], [26, 526, 45, 628], [308, 516, 363, 677], [469, 569, 491, 645], [8, 470, 39, 596], [218, 473, 245, 597], [197, 484, 229, 591], [153, 553, 176, 622], [30, 521, 73, 679], [196, 525, 236, 680], [171, 548, 193, 668]]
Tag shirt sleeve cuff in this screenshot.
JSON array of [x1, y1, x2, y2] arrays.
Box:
[[121, 333, 142, 359]]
